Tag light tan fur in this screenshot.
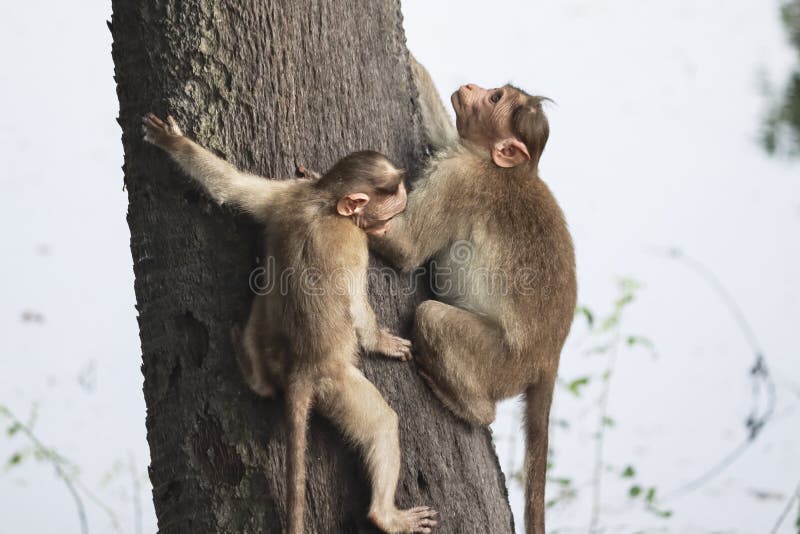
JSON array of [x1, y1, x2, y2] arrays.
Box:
[[142, 114, 437, 534], [370, 58, 577, 534]]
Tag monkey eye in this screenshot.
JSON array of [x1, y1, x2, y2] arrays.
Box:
[[490, 92, 502, 103]]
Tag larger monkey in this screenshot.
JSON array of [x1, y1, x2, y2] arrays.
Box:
[[142, 114, 437, 534], [369, 58, 577, 534]]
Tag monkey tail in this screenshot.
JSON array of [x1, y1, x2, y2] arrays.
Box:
[[523, 379, 555, 534], [286, 376, 314, 534]]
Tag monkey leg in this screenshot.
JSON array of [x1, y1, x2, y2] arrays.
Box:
[[413, 300, 504, 426], [286, 377, 314, 534], [231, 324, 273, 397], [236, 298, 286, 397], [317, 365, 437, 534]]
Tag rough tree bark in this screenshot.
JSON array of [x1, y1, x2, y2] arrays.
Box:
[[111, 1, 514, 532]]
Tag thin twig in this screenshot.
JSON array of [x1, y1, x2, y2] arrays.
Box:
[[129, 452, 143, 534], [769, 481, 800, 534], [651, 248, 777, 500], [588, 328, 621, 533], [73, 478, 122, 532], [0, 407, 89, 534]]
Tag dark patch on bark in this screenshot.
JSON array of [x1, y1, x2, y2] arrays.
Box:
[[190, 413, 245, 487], [175, 311, 209, 369]]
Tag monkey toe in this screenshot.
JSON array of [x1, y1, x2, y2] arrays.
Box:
[[369, 506, 438, 534], [377, 332, 414, 361]]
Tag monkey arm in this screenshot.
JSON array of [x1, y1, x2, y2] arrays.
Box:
[[369, 176, 455, 270], [167, 139, 279, 214], [143, 114, 286, 219], [351, 282, 412, 361], [368, 214, 424, 270], [410, 54, 457, 152]]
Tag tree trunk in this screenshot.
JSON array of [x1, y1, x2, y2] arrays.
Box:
[[111, 1, 514, 532]]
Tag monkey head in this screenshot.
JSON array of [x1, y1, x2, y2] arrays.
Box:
[[451, 84, 550, 169], [316, 151, 407, 236]]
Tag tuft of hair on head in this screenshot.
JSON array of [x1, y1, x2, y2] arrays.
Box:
[[510, 92, 551, 167], [317, 150, 405, 197]]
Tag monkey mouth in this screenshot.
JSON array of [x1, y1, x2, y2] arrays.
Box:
[[365, 221, 391, 236], [451, 90, 462, 113]]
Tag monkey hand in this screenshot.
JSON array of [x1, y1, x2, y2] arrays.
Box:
[[375, 330, 413, 361], [142, 113, 184, 150]]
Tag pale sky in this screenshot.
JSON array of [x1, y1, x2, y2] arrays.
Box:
[[1, 1, 798, 533]]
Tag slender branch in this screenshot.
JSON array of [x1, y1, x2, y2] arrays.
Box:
[[0, 407, 89, 534], [651, 248, 777, 499], [769, 481, 800, 534], [588, 328, 621, 534], [73, 478, 122, 532], [129, 452, 143, 534]]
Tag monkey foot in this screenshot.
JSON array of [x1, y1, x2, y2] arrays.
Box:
[[368, 506, 438, 534], [377, 330, 413, 361]]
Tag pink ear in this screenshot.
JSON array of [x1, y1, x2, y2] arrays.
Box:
[[491, 138, 531, 168], [336, 193, 370, 216]]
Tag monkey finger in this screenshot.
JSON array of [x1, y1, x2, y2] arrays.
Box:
[[143, 116, 164, 134], [167, 115, 182, 134], [390, 334, 412, 347], [392, 349, 410, 361], [146, 113, 166, 128]]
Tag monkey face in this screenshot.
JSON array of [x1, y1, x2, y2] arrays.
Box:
[[451, 84, 542, 168], [451, 84, 519, 144], [358, 181, 407, 236]]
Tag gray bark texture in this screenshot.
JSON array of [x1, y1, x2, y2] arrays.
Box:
[[111, 1, 514, 533]]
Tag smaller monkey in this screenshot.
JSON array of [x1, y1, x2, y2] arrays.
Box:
[[142, 114, 437, 534]]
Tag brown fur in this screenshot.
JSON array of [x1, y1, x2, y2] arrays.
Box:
[[142, 114, 437, 534], [370, 58, 577, 534]]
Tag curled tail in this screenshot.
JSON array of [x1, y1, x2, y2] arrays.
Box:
[[286, 377, 314, 534], [524, 379, 555, 534]]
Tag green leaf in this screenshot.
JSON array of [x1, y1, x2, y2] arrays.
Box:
[[586, 343, 613, 355], [645, 487, 656, 504], [567, 377, 590, 397], [629, 485, 642, 498], [5, 452, 24, 469], [617, 277, 643, 293], [622, 465, 636, 478], [599, 315, 619, 332], [7, 422, 22, 437], [575, 306, 595, 327], [614, 293, 635, 310], [626, 336, 654, 349], [650, 508, 673, 519], [550, 477, 572, 486], [602, 416, 615, 427]]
